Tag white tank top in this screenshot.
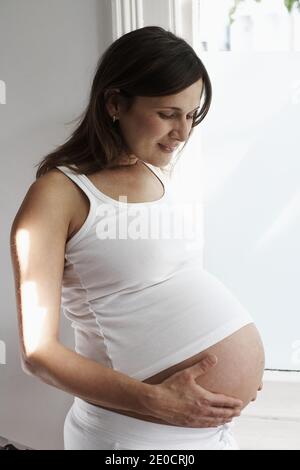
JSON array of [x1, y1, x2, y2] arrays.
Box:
[[57, 162, 253, 381]]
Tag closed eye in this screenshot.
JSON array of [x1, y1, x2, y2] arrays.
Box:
[[158, 112, 196, 120]]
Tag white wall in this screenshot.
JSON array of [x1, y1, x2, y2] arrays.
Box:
[[0, 0, 112, 450], [143, 0, 170, 28]]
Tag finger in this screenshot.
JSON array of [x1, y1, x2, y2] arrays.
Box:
[[204, 405, 241, 420], [204, 392, 243, 409], [258, 383, 263, 391], [186, 355, 218, 379]]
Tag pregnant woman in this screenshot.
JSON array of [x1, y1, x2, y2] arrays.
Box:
[[10, 26, 265, 450]]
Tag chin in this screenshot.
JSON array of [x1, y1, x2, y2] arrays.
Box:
[[149, 155, 172, 167]]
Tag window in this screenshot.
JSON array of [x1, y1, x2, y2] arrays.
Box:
[[196, 0, 300, 370], [198, 0, 300, 52]]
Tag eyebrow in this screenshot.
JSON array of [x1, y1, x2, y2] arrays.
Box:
[[157, 106, 200, 113]]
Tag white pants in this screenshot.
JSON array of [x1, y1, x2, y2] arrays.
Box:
[[64, 397, 239, 450]]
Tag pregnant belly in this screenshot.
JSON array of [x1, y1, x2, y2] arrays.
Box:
[[143, 322, 265, 405], [97, 323, 265, 423]]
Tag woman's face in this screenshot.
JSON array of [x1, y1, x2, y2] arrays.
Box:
[[113, 79, 203, 167]]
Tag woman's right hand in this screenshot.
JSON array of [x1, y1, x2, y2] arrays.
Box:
[[146, 354, 243, 428]]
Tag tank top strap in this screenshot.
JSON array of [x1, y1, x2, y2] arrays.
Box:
[[56, 165, 98, 206], [56, 162, 170, 202], [142, 161, 170, 187]]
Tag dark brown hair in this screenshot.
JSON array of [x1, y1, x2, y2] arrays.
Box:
[[35, 26, 212, 179]]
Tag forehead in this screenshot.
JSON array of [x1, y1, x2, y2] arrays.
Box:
[[136, 79, 204, 110]]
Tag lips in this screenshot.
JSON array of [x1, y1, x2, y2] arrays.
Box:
[[159, 144, 179, 151]]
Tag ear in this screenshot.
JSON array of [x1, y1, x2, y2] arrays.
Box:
[[104, 88, 121, 117]]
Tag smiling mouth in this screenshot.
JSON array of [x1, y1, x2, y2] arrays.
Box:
[[158, 144, 179, 152]]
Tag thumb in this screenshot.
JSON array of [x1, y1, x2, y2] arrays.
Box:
[[187, 354, 218, 378]]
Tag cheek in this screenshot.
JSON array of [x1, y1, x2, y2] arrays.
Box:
[[137, 116, 166, 138]]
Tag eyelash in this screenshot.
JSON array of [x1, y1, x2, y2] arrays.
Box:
[[158, 112, 197, 120]]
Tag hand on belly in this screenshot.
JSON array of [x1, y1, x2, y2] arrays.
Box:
[[144, 323, 265, 412], [192, 324, 265, 408], [98, 324, 265, 427]]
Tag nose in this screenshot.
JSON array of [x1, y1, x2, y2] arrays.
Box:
[[170, 116, 191, 143]]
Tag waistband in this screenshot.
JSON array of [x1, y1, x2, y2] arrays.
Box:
[[72, 397, 237, 450]]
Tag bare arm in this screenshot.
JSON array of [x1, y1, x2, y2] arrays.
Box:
[[10, 170, 242, 427], [22, 340, 155, 414], [9, 171, 154, 414]]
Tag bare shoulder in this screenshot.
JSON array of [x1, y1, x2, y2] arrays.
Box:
[[34, 167, 77, 195], [11, 168, 78, 236]]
